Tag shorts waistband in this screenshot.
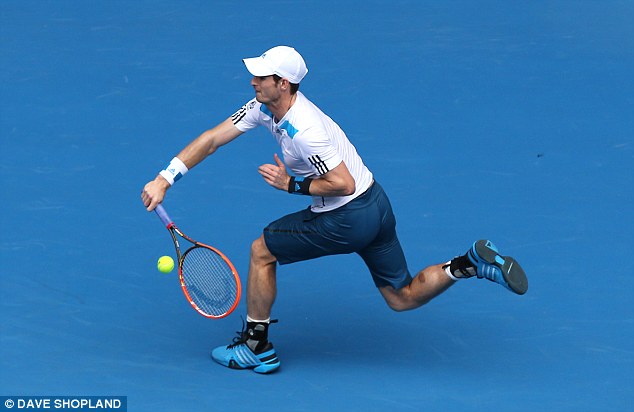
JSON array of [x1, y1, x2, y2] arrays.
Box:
[[357, 179, 375, 198]]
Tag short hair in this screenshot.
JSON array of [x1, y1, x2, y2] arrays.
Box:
[[273, 74, 300, 95]]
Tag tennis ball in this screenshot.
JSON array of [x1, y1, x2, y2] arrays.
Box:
[[157, 256, 175, 273]]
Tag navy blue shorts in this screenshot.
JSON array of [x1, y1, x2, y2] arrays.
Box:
[[263, 181, 412, 289]]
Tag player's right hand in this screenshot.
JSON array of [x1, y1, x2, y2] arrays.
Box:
[[141, 175, 170, 211]]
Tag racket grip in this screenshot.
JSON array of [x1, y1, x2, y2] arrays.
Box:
[[154, 204, 173, 227]]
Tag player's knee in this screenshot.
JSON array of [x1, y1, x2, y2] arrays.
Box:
[[381, 286, 428, 312], [381, 288, 413, 312], [385, 297, 416, 312], [250, 235, 276, 265]]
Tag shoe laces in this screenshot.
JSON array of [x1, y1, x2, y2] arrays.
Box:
[[456, 266, 477, 278]]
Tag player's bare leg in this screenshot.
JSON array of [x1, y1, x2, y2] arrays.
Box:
[[379, 264, 455, 311], [247, 234, 278, 320], [379, 240, 529, 311], [210, 234, 281, 374]]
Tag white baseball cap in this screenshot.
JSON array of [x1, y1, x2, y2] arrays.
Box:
[[243, 46, 308, 84]]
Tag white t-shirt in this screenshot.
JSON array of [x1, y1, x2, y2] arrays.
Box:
[[231, 92, 373, 212]]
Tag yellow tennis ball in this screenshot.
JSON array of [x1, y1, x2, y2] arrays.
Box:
[[157, 256, 175, 273]]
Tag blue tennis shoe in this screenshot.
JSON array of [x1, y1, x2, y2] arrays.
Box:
[[467, 239, 528, 295], [211, 322, 280, 374]]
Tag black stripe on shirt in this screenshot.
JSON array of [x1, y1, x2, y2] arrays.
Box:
[[231, 106, 247, 124], [308, 155, 329, 175]]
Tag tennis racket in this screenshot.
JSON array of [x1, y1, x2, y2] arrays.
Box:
[[154, 204, 241, 319]]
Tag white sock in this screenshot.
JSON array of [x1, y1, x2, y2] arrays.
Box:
[[247, 315, 270, 324], [443, 260, 460, 281]]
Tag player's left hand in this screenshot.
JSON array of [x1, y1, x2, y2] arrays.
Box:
[[258, 153, 290, 191]]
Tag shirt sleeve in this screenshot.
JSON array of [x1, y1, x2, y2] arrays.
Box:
[[231, 98, 261, 132], [294, 128, 343, 176]]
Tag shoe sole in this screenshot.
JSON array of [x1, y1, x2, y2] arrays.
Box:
[[254, 361, 280, 374], [226, 359, 280, 374], [475, 240, 528, 295]]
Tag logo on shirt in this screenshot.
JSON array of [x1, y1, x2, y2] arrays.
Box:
[[308, 155, 329, 175], [231, 100, 257, 125]]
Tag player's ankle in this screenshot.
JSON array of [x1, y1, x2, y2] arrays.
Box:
[[245, 317, 277, 353], [442, 254, 476, 280]]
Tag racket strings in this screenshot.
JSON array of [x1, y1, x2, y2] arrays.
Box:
[[181, 246, 238, 317]]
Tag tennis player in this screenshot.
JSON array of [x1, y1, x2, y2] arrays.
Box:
[[141, 46, 528, 374]]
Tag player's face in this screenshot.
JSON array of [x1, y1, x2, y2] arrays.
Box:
[[251, 75, 282, 104]]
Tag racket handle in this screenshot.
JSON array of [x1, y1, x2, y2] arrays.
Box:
[[154, 204, 174, 227]]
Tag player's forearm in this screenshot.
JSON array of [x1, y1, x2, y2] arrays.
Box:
[[308, 177, 355, 197], [154, 129, 221, 188], [306, 161, 355, 197], [176, 130, 218, 169], [176, 118, 242, 169], [286, 172, 356, 197]]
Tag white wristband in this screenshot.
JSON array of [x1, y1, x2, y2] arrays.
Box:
[[159, 157, 189, 186]]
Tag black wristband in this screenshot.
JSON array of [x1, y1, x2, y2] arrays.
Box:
[[287, 176, 313, 195]]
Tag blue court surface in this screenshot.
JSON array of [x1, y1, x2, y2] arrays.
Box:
[[1, 1, 633, 411]]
